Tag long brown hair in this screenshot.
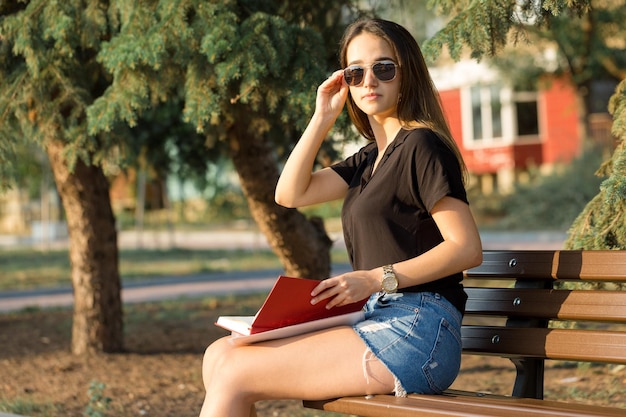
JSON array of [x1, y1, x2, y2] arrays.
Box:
[[339, 18, 468, 182]]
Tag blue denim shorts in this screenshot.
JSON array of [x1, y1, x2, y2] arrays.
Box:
[[353, 292, 463, 396]]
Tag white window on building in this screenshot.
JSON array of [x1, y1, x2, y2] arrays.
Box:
[[469, 84, 502, 143], [463, 84, 540, 147]]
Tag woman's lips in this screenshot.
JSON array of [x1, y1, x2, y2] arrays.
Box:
[[362, 93, 380, 100]]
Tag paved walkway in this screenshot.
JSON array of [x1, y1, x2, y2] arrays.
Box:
[[0, 271, 279, 313], [0, 228, 568, 251], [0, 230, 567, 313], [0, 265, 352, 313]]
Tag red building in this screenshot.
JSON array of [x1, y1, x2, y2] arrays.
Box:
[[432, 61, 581, 193]]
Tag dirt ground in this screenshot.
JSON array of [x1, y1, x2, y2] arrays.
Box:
[[1, 297, 625, 417]]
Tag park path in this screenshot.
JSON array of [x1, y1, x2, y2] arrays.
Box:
[[0, 230, 566, 313]]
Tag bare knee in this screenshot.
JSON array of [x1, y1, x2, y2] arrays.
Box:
[[202, 337, 235, 385], [200, 338, 257, 415], [202, 338, 251, 396]]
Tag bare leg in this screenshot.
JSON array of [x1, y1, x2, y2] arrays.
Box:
[[198, 326, 394, 417]]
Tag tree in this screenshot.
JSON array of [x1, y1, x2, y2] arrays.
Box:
[[86, 0, 364, 278], [1, 0, 124, 354], [1, 0, 363, 354], [566, 81, 626, 249], [423, 0, 625, 249]]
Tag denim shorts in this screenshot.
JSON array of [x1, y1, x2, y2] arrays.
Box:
[[353, 292, 463, 396]]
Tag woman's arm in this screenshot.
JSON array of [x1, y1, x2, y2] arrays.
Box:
[[311, 196, 482, 308], [275, 71, 350, 208], [391, 196, 483, 288]]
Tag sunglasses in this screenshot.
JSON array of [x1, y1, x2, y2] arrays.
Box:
[[343, 61, 399, 86]]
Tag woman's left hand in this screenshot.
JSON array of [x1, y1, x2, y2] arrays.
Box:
[[310, 270, 380, 309]]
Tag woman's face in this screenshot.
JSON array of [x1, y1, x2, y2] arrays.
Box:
[[345, 32, 401, 121]]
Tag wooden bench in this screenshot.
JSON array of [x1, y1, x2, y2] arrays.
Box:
[[304, 250, 626, 417]]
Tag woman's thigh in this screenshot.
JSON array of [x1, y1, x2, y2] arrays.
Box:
[[204, 325, 395, 402], [355, 292, 463, 395]]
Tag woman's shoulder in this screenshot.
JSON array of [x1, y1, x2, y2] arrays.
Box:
[[398, 127, 445, 151]]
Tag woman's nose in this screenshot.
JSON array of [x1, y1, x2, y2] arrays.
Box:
[[361, 67, 378, 87]]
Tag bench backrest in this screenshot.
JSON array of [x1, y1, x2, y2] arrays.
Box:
[[462, 250, 626, 399]]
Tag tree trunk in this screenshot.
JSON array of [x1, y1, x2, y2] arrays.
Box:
[[46, 138, 123, 354], [227, 128, 334, 280]]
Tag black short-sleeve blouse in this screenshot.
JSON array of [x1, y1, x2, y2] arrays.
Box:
[[331, 128, 468, 313]]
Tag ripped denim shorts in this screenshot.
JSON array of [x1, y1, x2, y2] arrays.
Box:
[[353, 292, 463, 396]]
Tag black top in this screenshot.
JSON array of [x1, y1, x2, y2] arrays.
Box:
[[331, 128, 468, 313]]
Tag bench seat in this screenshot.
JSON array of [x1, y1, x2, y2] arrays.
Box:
[[305, 389, 625, 417], [304, 250, 626, 417]]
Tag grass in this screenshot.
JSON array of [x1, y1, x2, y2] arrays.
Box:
[[122, 294, 266, 330], [0, 398, 58, 416], [0, 247, 350, 292]]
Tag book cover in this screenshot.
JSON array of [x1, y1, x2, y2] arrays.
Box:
[[215, 275, 367, 343]]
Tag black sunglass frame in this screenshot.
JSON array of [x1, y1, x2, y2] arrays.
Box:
[[343, 61, 399, 86]]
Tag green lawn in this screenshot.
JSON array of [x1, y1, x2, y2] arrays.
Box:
[[0, 247, 350, 291]]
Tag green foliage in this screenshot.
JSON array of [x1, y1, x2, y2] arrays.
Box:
[[541, 0, 591, 16], [530, 2, 626, 88], [88, 0, 349, 149], [566, 79, 626, 249], [0, 0, 123, 175], [1, 0, 358, 187], [609, 79, 626, 148], [3, 142, 48, 197], [424, 0, 517, 61], [424, 0, 626, 111], [84, 381, 111, 417], [489, 146, 604, 231], [423, 0, 615, 74]]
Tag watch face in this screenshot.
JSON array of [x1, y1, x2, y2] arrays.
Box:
[[382, 274, 398, 292]]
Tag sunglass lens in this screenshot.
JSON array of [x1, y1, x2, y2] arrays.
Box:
[[343, 67, 364, 86], [373, 62, 396, 81], [343, 62, 396, 85]]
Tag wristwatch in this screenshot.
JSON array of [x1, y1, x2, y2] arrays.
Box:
[[381, 264, 399, 294]]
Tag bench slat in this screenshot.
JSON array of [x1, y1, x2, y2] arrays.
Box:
[[465, 288, 626, 322], [466, 250, 626, 281], [304, 250, 626, 417], [305, 390, 626, 417], [555, 251, 626, 281], [462, 326, 626, 363]]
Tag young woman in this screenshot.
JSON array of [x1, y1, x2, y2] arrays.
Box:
[[199, 18, 482, 417]]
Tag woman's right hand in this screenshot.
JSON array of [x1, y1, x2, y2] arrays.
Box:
[[275, 70, 350, 209], [315, 70, 349, 121]]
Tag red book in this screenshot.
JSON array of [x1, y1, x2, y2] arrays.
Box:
[[215, 276, 367, 344]]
